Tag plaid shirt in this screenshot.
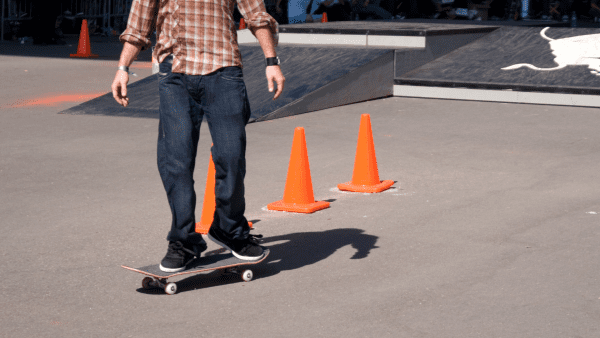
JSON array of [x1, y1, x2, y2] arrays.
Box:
[[120, 0, 279, 75]]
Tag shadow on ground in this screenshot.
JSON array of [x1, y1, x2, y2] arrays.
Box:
[[136, 228, 379, 295]]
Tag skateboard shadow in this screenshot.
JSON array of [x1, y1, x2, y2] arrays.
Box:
[[157, 228, 378, 294], [249, 227, 379, 282], [136, 228, 378, 295]]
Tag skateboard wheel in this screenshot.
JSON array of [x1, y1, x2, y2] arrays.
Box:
[[142, 277, 153, 290], [165, 282, 177, 295], [241, 269, 253, 282]]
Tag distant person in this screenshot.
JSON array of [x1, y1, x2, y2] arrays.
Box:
[[406, 0, 435, 18], [30, 0, 61, 44], [488, 0, 509, 19], [380, 0, 404, 18], [351, 0, 392, 20], [560, 0, 585, 21], [266, 0, 290, 24], [306, 0, 352, 21]]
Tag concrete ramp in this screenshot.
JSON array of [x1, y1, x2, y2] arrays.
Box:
[[62, 22, 494, 121], [61, 45, 395, 122]]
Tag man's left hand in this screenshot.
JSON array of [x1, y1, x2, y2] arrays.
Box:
[[266, 65, 285, 100]]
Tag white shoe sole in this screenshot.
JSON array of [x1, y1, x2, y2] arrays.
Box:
[[159, 264, 186, 273], [207, 233, 264, 261]]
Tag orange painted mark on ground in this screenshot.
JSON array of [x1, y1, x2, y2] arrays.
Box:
[[97, 61, 152, 69], [8, 93, 105, 108]]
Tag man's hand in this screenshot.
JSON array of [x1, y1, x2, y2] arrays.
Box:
[[266, 65, 285, 100], [111, 69, 130, 107]]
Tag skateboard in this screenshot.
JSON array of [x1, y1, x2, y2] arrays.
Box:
[[122, 249, 270, 295]]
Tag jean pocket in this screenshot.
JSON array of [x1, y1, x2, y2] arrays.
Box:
[[220, 67, 244, 81], [158, 62, 172, 81]]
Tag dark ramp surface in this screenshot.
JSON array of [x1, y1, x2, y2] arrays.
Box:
[[61, 45, 394, 121], [395, 27, 600, 95]]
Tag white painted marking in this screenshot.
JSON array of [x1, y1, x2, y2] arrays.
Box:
[[237, 31, 425, 48], [329, 187, 353, 194], [368, 35, 425, 48], [393, 85, 600, 108], [502, 27, 600, 76], [586, 211, 597, 214]]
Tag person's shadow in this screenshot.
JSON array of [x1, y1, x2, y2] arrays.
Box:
[[137, 228, 379, 294]]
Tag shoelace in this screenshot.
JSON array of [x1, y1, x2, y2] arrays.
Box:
[[247, 234, 263, 245], [169, 241, 196, 257]]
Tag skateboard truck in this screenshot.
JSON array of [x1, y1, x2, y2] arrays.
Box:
[[124, 249, 269, 295], [140, 269, 254, 295]]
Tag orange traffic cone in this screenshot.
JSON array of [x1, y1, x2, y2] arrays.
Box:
[[268, 127, 330, 213], [321, 12, 328, 23], [70, 19, 98, 58], [338, 114, 394, 193], [195, 153, 252, 234], [239, 18, 246, 30], [195, 153, 217, 234]]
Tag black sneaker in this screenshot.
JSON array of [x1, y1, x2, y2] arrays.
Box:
[[159, 241, 197, 272], [208, 227, 265, 261]]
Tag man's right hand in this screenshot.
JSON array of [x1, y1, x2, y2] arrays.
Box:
[[111, 69, 130, 107]]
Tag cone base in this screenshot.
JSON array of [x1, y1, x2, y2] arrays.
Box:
[[195, 221, 253, 235], [337, 180, 394, 193], [70, 53, 99, 58], [267, 200, 330, 213]]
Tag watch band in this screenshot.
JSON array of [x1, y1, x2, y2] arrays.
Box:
[[117, 65, 130, 73], [265, 56, 280, 67]]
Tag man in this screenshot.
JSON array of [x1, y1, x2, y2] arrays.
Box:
[[111, 0, 285, 272]]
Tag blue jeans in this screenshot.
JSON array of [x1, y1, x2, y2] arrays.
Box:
[[157, 55, 252, 255]]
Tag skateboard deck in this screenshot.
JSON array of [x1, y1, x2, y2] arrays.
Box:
[[122, 249, 270, 294]]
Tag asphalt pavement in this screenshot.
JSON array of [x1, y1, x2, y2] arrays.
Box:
[[1, 38, 600, 337]]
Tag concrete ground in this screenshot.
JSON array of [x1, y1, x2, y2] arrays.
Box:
[[1, 41, 600, 338]]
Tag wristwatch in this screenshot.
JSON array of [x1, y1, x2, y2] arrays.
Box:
[[265, 56, 280, 67]]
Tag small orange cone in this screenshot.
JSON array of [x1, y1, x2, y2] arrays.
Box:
[[70, 19, 98, 58], [195, 153, 252, 234], [239, 18, 246, 30], [195, 153, 217, 234], [268, 127, 330, 213], [338, 114, 394, 193], [321, 12, 328, 23]]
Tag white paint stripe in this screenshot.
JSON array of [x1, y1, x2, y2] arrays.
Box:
[[393, 85, 600, 108], [237, 30, 425, 48], [368, 35, 425, 48]]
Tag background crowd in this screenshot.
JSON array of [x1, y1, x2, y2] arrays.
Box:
[[298, 0, 600, 23], [2, 0, 600, 43]]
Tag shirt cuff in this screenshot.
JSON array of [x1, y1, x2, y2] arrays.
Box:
[[119, 32, 151, 51], [247, 13, 279, 47]]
